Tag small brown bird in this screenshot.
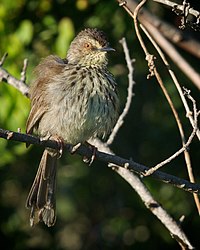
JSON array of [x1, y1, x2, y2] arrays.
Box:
[[26, 28, 119, 227]]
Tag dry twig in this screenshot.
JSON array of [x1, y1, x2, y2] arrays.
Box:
[[0, 54, 29, 96], [140, 20, 200, 137], [154, 0, 200, 31], [117, 0, 200, 215], [140, 23, 200, 214], [107, 37, 135, 145]]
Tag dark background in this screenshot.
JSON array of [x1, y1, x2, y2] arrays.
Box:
[[0, 0, 199, 249]]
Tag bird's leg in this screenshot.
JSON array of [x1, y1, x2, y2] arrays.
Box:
[[70, 142, 97, 166], [83, 141, 97, 166], [51, 135, 65, 159], [40, 133, 64, 158]]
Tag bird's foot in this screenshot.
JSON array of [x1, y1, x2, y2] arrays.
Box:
[[42, 134, 64, 158], [83, 142, 97, 166], [53, 136, 65, 158]]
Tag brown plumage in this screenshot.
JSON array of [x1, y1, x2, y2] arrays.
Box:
[[26, 28, 119, 227]]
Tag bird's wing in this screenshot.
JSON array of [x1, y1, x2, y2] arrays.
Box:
[[26, 55, 68, 135], [26, 102, 46, 134]]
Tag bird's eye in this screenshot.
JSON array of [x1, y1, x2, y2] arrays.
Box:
[[84, 42, 92, 49]]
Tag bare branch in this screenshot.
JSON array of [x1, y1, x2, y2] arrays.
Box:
[[142, 11, 200, 59], [20, 58, 28, 83], [1, 121, 196, 247], [140, 21, 200, 139], [117, 0, 200, 137], [0, 55, 29, 96], [140, 23, 200, 214], [117, 0, 200, 218], [154, 0, 200, 31], [154, 0, 200, 17], [117, 0, 200, 85], [93, 138, 194, 250], [1, 127, 200, 195], [144, 20, 200, 91], [115, 167, 194, 249], [107, 37, 135, 145], [0, 53, 8, 66], [144, 109, 198, 176]]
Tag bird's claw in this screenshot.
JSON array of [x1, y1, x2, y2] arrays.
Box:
[[49, 135, 65, 158], [56, 137, 64, 159], [70, 143, 82, 154], [83, 143, 97, 166]]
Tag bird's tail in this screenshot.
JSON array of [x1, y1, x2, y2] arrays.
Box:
[[26, 149, 57, 227]]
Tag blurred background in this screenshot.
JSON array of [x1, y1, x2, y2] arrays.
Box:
[[0, 0, 199, 249]]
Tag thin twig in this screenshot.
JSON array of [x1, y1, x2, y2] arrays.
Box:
[[140, 21, 200, 139], [140, 23, 200, 214], [133, 0, 149, 56], [20, 58, 28, 83], [119, 0, 200, 59], [117, 0, 200, 89], [0, 54, 29, 96], [0, 53, 8, 66], [144, 111, 198, 176], [118, 0, 200, 218], [107, 37, 135, 145], [0, 68, 29, 96], [157, 0, 200, 31], [182, 89, 200, 213], [140, 21, 200, 214]]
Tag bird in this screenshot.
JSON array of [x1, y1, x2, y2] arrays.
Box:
[[25, 28, 119, 227]]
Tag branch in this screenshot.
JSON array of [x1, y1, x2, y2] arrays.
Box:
[[144, 104, 198, 176], [139, 20, 200, 138], [154, 0, 200, 31], [114, 167, 194, 249], [107, 37, 135, 145], [0, 127, 200, 195], [117, 0, 200, 90], [142, 11, 200, 59], [117, 0, 200, 224], [154, 0, 200, 18], [79, 137, 196, 249], [143, 19, 200, 91], [139, 23, 200, 213], [0, 53, 29, 96], [139, 25, 200, 175]]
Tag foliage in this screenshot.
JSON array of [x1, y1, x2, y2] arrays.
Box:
[[0, 0, 199, 249]]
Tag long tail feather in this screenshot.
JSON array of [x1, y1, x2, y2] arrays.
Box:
[[26, 149, 57, 227]]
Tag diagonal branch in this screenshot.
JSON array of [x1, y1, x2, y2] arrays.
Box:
[[107, 37, 135, 145], [0, 54, 29, 96], [115, 167, 194, 249], [93, 138, 194, 250]]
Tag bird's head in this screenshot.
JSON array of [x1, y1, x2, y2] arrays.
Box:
[[67, 28, 115, 68]]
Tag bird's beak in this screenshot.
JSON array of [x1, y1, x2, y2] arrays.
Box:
[[97, 46, 115, 52]]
